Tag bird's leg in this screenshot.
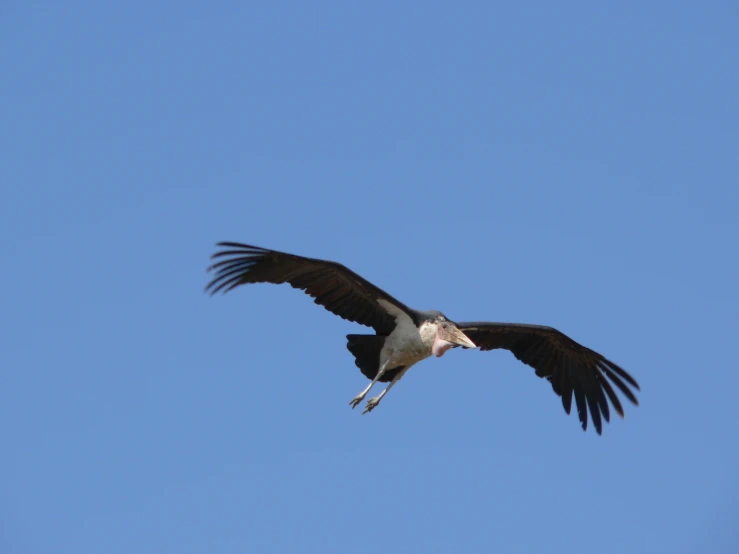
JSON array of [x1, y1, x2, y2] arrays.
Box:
[[349, 381, 375, 409], [349, 357, 393, 409], [362, 367, 409, 414]]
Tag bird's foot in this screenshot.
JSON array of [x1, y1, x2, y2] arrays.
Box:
[[362, 396, 381, 414], [349, 394, 365, 409]]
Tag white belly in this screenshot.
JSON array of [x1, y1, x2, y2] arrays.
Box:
[[381, 318, 437, 367], [376, 299, 440, 368]]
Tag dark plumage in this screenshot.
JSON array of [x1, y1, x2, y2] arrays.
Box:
[[206, 242, 410, 334], [206, 242, 640, 434], [458, 323, 639, 434]]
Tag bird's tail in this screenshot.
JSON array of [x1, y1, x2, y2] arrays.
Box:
[[346, 335, 385, 380], [346, 334, 405, 383]]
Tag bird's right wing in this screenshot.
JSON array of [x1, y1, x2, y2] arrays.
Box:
[[206, 242, 414, 335], [457, 322, 640, 435]]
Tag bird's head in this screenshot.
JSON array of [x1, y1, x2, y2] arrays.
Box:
[[429, 312, 477, 357]]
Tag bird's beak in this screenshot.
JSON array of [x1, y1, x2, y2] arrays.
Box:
[[440, 325, 477, 349]]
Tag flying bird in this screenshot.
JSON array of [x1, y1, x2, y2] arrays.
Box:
[[205, 242, 640, 434]]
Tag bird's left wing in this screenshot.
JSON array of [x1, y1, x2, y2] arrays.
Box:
[[206, 242, 413, 335], [457, 322, 640, 435]]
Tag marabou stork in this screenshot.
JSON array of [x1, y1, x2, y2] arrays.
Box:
[[205, 242, 640, 434]]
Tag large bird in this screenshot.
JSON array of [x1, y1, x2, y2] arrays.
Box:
[[205, 242, 640, 434]]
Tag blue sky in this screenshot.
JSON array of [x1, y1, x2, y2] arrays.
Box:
[[2, 2, 738, 553]]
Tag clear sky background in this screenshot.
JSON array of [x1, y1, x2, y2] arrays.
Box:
[[2, 2, 738, 553]]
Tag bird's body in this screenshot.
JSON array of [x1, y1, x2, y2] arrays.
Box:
[[378, 304, 456, 365], [381, 315, 430, 367], [206, 242, 640, 434]]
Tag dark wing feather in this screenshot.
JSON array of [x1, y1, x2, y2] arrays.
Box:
[[206, 242, 413, 334], [457, 322, 640, 435]]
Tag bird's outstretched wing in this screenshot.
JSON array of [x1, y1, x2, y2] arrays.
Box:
[[457, 322, 640, 435], [206, 242, 413, 334]]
